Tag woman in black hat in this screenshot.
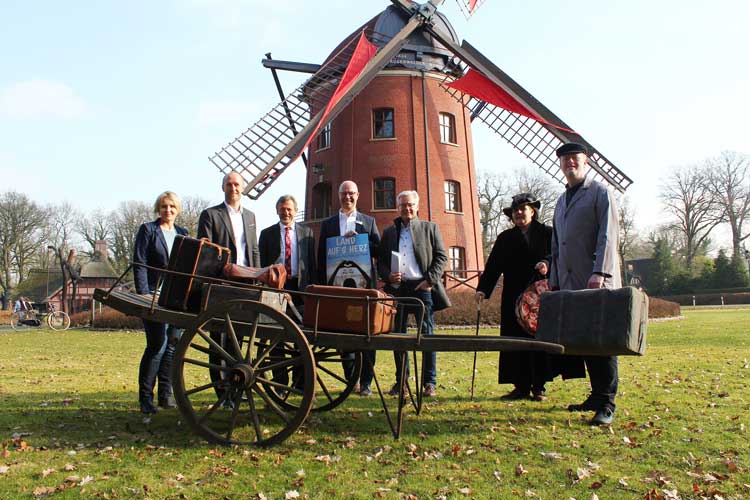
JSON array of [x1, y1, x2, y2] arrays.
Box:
[[475, 193, 553, 400]]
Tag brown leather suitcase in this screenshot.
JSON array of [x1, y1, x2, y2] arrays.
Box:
[[222, 263, 287, 290], [302, 285, 396, 335], [158, 236, 231, 312], [535, 287, 648, 356]]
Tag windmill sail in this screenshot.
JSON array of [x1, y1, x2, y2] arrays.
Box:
[[424, 26, 633, 192], [209, 18, 422, 199]]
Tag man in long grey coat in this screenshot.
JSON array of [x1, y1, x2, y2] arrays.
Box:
[[549, 142, 621, 426]]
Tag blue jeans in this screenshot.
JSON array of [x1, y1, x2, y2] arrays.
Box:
[[139, 320, 181, 403], [391, 286, 436, 387]]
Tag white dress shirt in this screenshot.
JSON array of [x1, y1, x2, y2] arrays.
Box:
[[338, 210, 357, 236], [278, 222, 298, 277], [398, 224, 423, 280], [224, 201, 248, 267]]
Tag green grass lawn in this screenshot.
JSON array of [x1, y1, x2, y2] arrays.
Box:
[[1, 310, 748, 499]]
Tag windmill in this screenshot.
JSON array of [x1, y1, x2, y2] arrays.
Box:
[[208, 0, 632, 279]]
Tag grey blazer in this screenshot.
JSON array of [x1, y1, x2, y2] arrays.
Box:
[[549, 176, 621, 291], [197, 203, 260, 267], [377, 217, 451, 311]]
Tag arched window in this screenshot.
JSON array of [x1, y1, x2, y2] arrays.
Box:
[[317, 123, 331, 150], [373, 177, 396, 209], [444, 180, 462, 212], [439, 112, 457, 144], [373, 108, 395, 138], [311, 182, 332, 220], [449, 246, 466, 279]]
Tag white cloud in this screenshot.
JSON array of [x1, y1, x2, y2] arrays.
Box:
[[0, 79, 88, 119], [196, 98, 260, 127]]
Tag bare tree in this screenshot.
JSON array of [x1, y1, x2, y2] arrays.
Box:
[[179, 195, 210, 237], [477, 171, 508, 256], [707, 151, 750, 257], [660, 165, 722, 271], [617, 196, 638, 283], [77, 209, 110, 257], [0, 192, 47, 308], [510, 167, 562, 225], [109, 201, 152, 272]]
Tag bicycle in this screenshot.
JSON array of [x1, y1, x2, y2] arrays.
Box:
[[10, 301, 71, 331]]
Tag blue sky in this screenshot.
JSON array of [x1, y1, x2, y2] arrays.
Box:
[[2, 0, 748, 248]]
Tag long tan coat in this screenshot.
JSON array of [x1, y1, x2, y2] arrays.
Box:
[[549, 176, 621, 291]]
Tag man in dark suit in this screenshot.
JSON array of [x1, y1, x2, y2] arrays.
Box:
[[259, 194, 316, 307], [259, 194, 315, 392], [317, 180, 380, 396], [197, 171, 260, 267], [378, 190, 450, 398]]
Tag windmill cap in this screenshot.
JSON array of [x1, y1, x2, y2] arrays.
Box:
[[556, 142, 588, 157]]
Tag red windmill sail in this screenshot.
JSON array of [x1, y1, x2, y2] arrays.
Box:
[[294, 32, 378, 162], [446, 68, 576, 134]]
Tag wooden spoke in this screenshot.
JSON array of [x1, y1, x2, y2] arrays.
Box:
[[252, 384, 291, 423], [316, 372, 335, 404], [183, 357, 232, 372], [316, 362, 349, 385], [244, 388, 263, 442], [244, 316, 260, 363], [185, 381, 220, 396], [195, 328, 236, 364], [224, 313, 244, 360]]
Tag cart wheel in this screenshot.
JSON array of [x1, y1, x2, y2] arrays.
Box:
[[264, 346, 362, 412], [47, 311, 71, 331], [173, 300, 315, 447]]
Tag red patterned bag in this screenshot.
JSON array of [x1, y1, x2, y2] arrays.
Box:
[[514, 278, 549, 335]]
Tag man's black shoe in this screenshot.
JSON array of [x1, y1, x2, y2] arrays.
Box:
[[500, 387, 530, 400], [567, 399, 598, 412], [590, 408, 614, 426]]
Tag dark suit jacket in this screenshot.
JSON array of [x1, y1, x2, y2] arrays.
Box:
[[317, 211, 380, 285], [133, 219, 189, 294], [259, 222, 316, 291], [377, 217, 451, 311], [197, 203, 260, 267]]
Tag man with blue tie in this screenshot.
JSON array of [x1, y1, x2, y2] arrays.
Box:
[[317, 180, 380, 396]]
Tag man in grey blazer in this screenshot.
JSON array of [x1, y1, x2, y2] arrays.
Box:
[[317, 180, 380, 396], [378, 190, 451, 398], [549, 142, 621, 426], [197, 171, 260, 267]]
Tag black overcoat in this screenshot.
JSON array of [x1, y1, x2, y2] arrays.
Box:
[[477, 220, 584, 384]]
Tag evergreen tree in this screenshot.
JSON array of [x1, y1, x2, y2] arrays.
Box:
[[649, 238, 676, 295]]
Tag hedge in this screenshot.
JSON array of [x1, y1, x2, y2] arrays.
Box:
[[659, 292, 750, 306], [69, 308, 143, 330]]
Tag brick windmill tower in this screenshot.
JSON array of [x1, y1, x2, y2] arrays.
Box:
[[209, 0, 632, 285]]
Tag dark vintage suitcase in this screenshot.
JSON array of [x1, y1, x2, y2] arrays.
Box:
[[200, 283, 288, 323], [535, 287, 648, 356], [302, 285, 396, 335], [158, 236, 231, 312]]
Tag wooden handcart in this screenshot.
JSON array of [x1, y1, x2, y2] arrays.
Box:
[[94, 264, 564, 447]]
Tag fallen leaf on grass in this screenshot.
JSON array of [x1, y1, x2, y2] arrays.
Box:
[[540, 451, 563, 460], [458, 487, 471, 495], [493, 470, 502, 481], [40, 468, 55, 478], [285, 491, 300, 499], [0, 465, 9, 474], [63, 464, 76, 471], [32, 486, 57, 498], [589, 494, 599, 500], [515, 464, 528, 476], [79, 476, 94, 486]]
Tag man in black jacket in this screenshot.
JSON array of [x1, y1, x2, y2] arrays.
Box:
[[317, 180, 380, 396]]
